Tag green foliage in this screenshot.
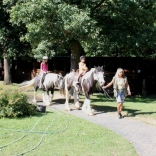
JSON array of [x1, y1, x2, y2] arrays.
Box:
[[9, 0, 98, 58], [0, 91, 37, 118], [0, 1, 31, 59], [3, 0, 156, 58], [84, 0, 156, 57]]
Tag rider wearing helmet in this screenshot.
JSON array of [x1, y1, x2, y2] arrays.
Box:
[[39, 56, 49, 89]]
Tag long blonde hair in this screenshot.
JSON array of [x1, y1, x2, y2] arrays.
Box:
[[115, 68, 125, 77]]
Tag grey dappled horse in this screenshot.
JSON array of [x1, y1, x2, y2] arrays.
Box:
[[60, 66, 105, 115], [19, 73, 63, 105]]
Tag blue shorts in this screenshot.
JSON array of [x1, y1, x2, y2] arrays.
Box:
[[116, 90, 124, 103]]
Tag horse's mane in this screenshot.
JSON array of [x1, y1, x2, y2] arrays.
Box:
[[89, 68, 96, 73]]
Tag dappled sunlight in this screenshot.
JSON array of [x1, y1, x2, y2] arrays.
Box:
[[88, 93, 156, 121]]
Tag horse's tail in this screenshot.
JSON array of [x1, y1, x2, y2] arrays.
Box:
[[60, 76, 66, 96], [18, 78, 35, 91]]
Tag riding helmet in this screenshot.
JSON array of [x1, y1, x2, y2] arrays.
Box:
[[80, 55, 85, 60], [42, 56, 48, 60]]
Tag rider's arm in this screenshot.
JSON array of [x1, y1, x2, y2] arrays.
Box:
[[79, 63, 87, 70]]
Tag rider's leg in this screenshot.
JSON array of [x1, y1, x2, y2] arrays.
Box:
[[39, 73, 44, 88], [76, 72, 83, 84]]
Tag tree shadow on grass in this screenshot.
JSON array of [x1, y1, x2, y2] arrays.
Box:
[[91, 104, 156, 117], [52, 98, 74, 104], [92, 93, 156, 104], [90, 94, 156, 117]]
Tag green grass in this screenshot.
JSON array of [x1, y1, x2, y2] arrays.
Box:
[[1, 80, 156, 155], [87, 93, 156, 122], [0, 108, 137, 156]]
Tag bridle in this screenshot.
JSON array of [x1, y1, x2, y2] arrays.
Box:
[[95, 70, 105, 87]]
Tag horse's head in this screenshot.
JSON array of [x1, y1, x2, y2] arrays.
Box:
[[94, 66, 105, 87], [57, 75, 64, 89]]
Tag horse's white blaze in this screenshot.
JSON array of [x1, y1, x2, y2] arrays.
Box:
[[97, 72, 105, 86]]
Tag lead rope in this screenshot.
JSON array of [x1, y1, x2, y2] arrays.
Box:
[[102, 89, 115, 101]]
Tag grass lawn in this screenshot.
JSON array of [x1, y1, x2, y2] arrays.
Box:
[[0, 81, 138, 156], [88, 93, 156, 126], [0, 109, 137, 156], [0, 80, 156, 155]]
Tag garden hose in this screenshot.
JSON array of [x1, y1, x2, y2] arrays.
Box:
[[0, 112, 46, 149], [0, 108, 69, 156], [13, 108, 68, 156]]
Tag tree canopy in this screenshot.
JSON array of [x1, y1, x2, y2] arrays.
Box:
[[2, 0, 156, 59], [0, 1, 31, 59]]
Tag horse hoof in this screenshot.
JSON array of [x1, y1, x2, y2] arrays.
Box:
[[91, 109, 95, 113], [82, 107, 86, 112], [44, 102, 51, 106], [88, 112, 94, 116], [85, 110, 94, 116], [33, 100, 37, 104], [74, 103, 80, 109], [64, 107, 71, 111]]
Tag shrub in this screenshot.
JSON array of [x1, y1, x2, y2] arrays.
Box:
[[0, 91, 37, 118]]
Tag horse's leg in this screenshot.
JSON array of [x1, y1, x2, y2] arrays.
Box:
[[33, 87, 37, 104], [64, 86, 71, 111], [83, 93, 94, 116], [82, 98, 87, 112], [73, 91, 80, 109], [44, 89, 51, 106], [86, 94, 94, 116], [81, 90, 89, 113], [49, 88, 54, 103], [42, 90, 46, 104]]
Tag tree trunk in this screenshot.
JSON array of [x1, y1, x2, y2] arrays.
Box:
[[70, 40, 81, 71], [3, 57, 12, 85]]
